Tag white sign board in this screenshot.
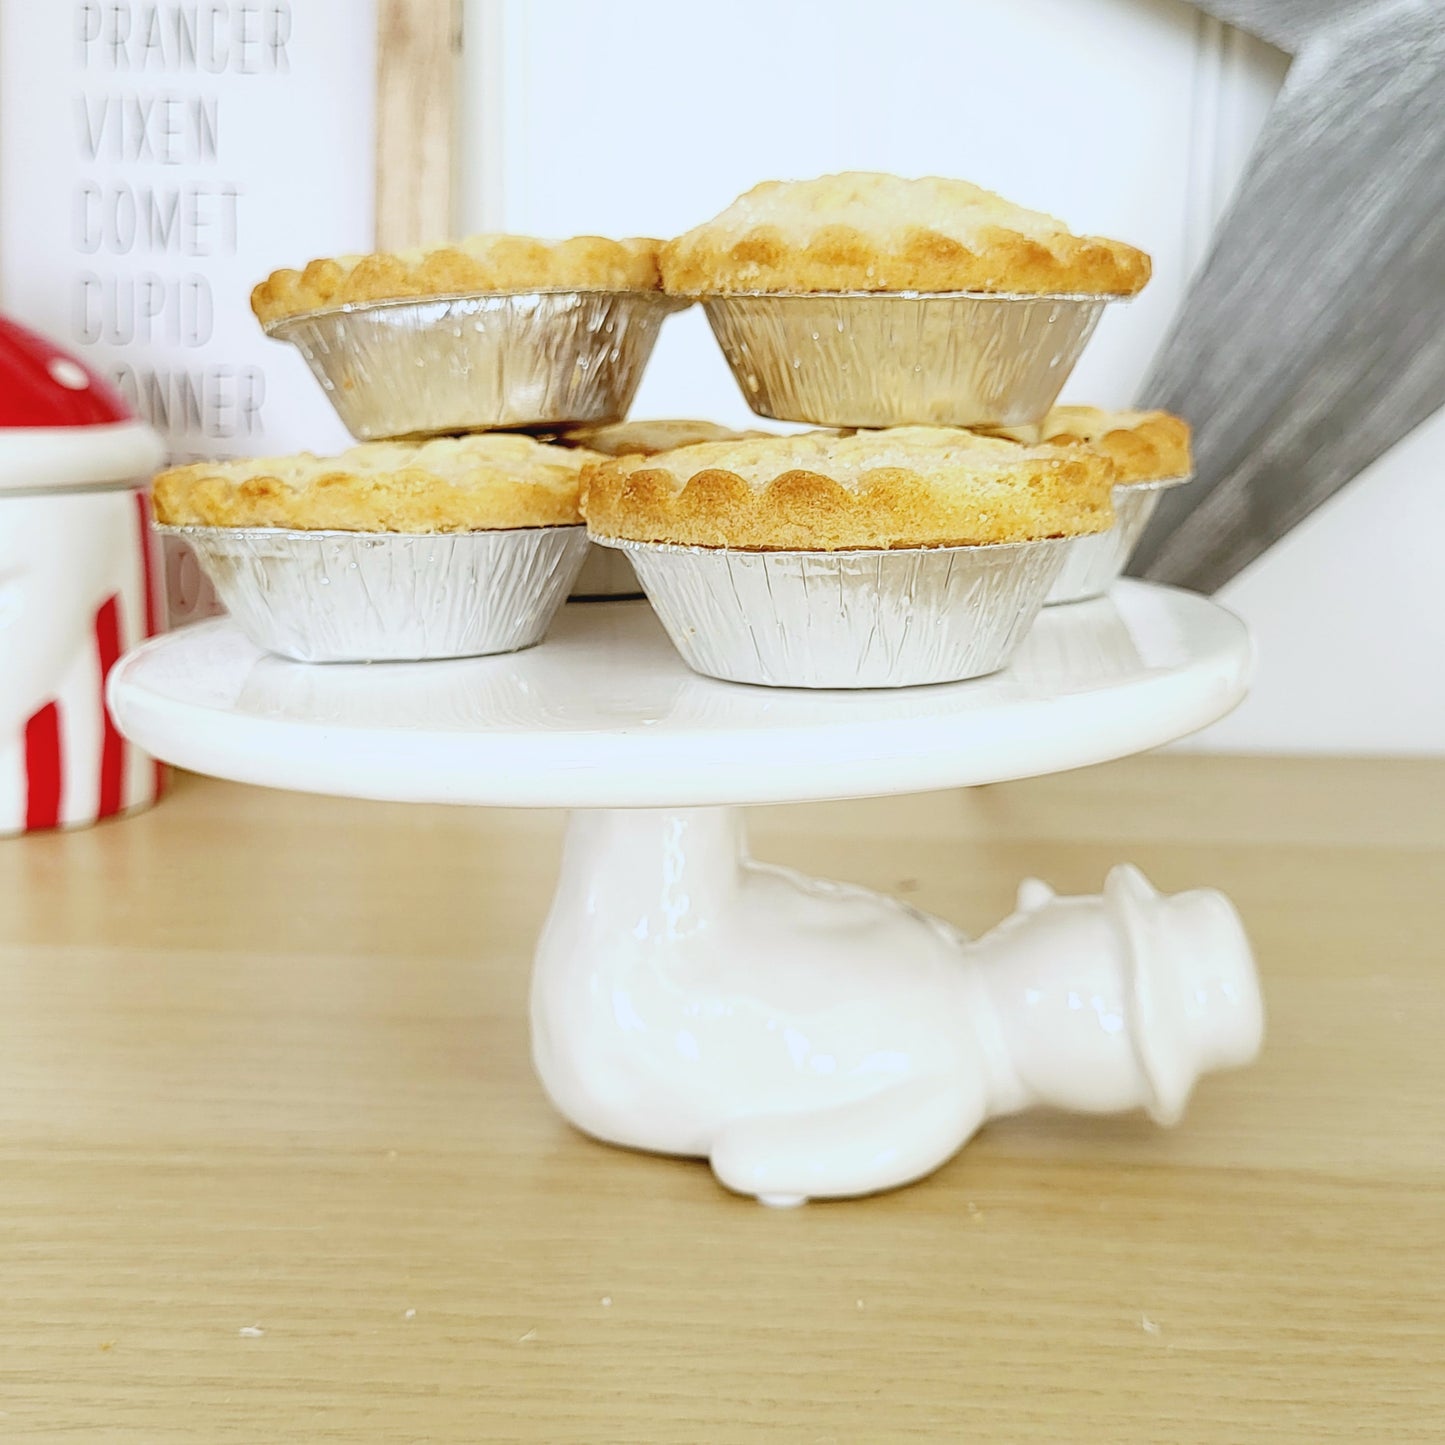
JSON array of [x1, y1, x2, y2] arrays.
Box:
[[0, 0, 376, 464]]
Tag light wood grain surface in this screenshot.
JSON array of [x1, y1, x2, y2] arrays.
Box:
[[1, 757, 1442, 1442], [374, 0, 460, 250]]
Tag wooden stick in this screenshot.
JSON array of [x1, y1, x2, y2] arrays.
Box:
[[374, 0, 461, 251]]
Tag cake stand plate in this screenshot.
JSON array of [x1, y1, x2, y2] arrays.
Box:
[[109, 582, 1250, 809], [110, 584, 1264, 1203]]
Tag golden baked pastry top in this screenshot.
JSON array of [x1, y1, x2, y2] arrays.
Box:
[[557, 418, 779, 457], [153, 433, 598, 533], [582, 426, 1115, 551], [985, 406, 1191, 484], [252, 234, 663, 325], [660, 173, 1150, 298]]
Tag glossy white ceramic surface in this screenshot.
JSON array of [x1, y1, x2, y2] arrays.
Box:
[[533, 807, 1264, 1201], [108, 581, 1259, 1201], [109, 582, 1252, 809], [2, 486, 164, 832]]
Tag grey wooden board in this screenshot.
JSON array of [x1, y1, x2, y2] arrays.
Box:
[[1130, 0, 1445, 593], [1185, 0, 1369, 50]]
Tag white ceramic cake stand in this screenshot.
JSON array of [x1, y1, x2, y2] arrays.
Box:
[[110, 583, 1264, 1205]]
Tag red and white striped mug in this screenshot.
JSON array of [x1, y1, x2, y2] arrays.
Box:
[[0, 316, 167, 835]]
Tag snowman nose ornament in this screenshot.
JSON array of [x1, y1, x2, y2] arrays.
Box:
[[0, 315, 166, 834]]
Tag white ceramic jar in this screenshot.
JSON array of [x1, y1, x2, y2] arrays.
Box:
[[0, 315, 167, 834]]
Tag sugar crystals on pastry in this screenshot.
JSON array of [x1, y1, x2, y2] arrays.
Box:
[[153, 432, 600, 533], [661, 172, 1150, 298], [582, 425, 1115, 551], [252, 234, 663, 325], [984, 406, 1191, 483]]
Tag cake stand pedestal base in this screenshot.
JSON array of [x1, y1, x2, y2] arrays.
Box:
[[531, 806, 1263, 1203], [109, 590, 1264, 1203]]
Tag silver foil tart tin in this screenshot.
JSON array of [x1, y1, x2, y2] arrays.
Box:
[[700, 291, 1111, 429], [265, 290, 691, 440], [597, 536, 1070, 688], [1045, 476, 1193, 606], [160, 524, 589, 663]]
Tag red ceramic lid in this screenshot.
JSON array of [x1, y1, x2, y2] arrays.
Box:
[[0, 315, 164, 494]]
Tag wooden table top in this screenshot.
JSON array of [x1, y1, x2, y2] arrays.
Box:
[[2, 757, 1441, 1442]]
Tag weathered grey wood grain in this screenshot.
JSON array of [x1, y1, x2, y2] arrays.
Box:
[[1130, 0, 1445, 592], [1188, 0, 1371, 51]]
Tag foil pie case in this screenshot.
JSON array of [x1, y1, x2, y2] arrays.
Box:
[[161, 524, 589, 663], [701, 291, 1111, 429], [596, 536, 1070, 689], [266, 290, 691, 441], [1045, 476, 1193, 606], [236, 261, 1172, 679]]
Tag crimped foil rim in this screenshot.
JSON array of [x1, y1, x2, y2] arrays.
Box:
[[155, 523, 586, 541], [590, 535, 1076, 558], [263, 289, 693, 334], [693, 289, 1127, 303]]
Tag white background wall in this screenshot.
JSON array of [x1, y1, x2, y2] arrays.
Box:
[[461, 0, 1444, 754]]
